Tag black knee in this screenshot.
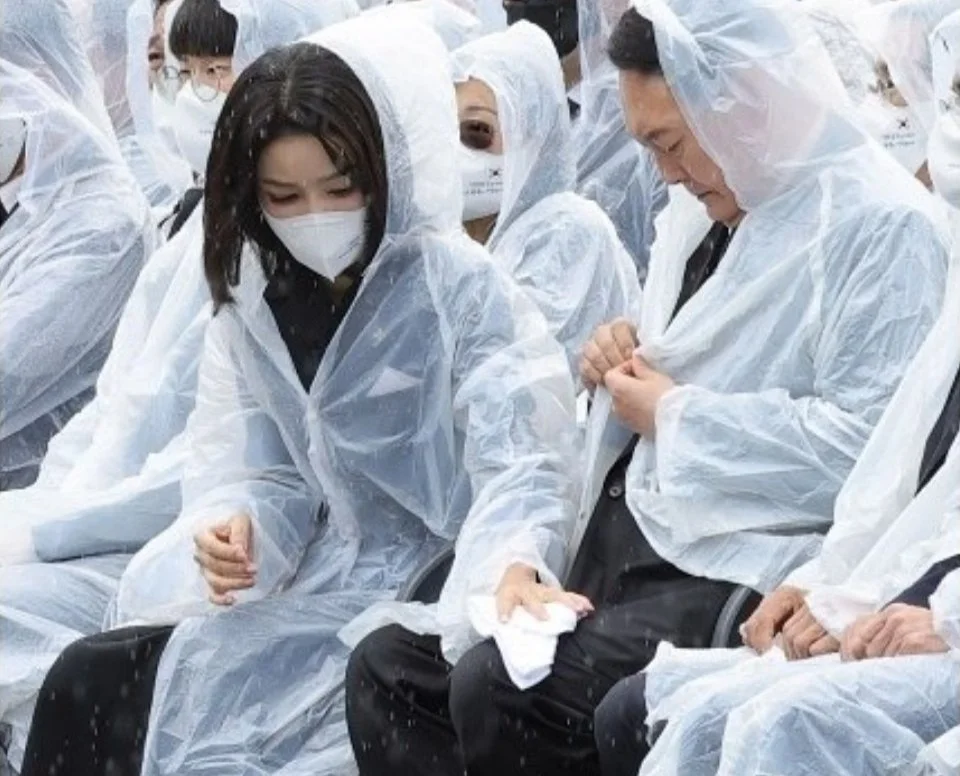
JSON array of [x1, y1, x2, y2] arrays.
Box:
[[346, 625, 409, 722], [593, 674, 649, 776], [449, 640, 516, 767]]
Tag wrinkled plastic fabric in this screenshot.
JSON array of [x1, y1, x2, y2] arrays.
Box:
[[0, 0, 115, 140], [79, 0, 193, 210], [578, 0, 950, 593], [109, 15, 579, 774], [634, 212, 960, 776], [859, 0, 960, 130], [366, 0, 482, 50], [451, 22, 641, 378], [0, 554, 131, 770], [222, 0, 361, 72], [635, 643, 960, 776], [0, 63, 153, 488], [573, 0, 667, 279], [920, 724, 960, 775], [802, 0, 931, 174]]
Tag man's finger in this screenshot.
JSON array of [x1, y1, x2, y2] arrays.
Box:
[[865, 619, 898, 659], [583, 341, 614, 381], [809, 635, 839, 657], [194, 549, 251, 578], [202, 569, 255, 596], [793, 623, 826, 660], [611, 321, 638, 361], [595, 327, 628, 373], [230, 517, 252, 560], [195, 530, 246, 563], [580, 357, 603, 391]]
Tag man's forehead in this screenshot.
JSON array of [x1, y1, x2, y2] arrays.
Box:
[[619, 71, 682, 140]]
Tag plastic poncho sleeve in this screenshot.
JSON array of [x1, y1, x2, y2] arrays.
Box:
[[653, 209, 946, 533], [0, 182, 149, 440], [931, 568, 960, 649], [436, 257, 580, 661], [113, 315, 322, 625]]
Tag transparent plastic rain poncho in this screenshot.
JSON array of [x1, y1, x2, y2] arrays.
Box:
[[365, 0, 481, 50], [77, 0, 194, 210], [572, 0, 667, 280], [859, 0, 960, 131], [576, 0, 949, 595], [802, 0, 933, 175], [630, 263, 960, 776], [0, 0, 360, 764], [0, 62, 153, 489], [109, 15, 579, 773], [451, 21, 641, 378]]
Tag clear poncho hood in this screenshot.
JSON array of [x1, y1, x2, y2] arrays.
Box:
[[0, 0, 115, 140], [451, 20, 576, 244], [635, 0, 874, 210], [306, 14, 463, 236]]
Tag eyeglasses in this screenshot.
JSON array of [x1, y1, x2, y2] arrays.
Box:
[[163, 63, 232, 103]]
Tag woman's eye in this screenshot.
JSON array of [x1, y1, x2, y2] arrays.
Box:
[[328, 187, 355, 198], [269, 194, 298, 204]]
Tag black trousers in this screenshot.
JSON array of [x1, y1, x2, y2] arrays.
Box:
[[345, 452, 735, 776], [20, 625, 174, 776]]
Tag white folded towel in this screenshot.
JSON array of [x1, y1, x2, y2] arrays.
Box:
[[468, 595, 579, 690]]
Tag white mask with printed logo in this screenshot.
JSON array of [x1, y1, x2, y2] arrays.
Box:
[[460, 145, 504, 220]]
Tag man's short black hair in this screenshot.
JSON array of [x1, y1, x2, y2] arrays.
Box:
[[607, 8, 662, 75], [169, 0, 237, 60]]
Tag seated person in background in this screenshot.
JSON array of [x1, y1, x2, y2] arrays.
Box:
[[344, 0, 948, 773], [0, 62, 152, 490], [452, 20, 641, 380], [594, 11, 960, 773], [19, 16, 581, 776], [0, 0, 348, 769], [571, 0, 666, 281]]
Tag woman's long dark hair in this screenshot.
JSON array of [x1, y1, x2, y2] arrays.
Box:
[[203, 42, 388, 311]]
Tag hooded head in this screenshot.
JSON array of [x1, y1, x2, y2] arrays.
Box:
[[610, 0, 867, 217], [166, 0, 358, 175], [0, 0, 115, 140], [803, 0, 931, 178], [201, 15, 462, 306], [927, 9, 960, 207], [860, 0, 960, 132], [451, 21, 575, 245], [0, 61, 127, 218]]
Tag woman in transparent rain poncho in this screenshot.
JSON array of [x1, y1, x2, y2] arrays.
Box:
[[799, 0, 945, 185], [0, 0, 356, 770], [451, 20, 641, 379], [571, 0, 666, 281], [346, 0, 949, 772], [589, 9, 960, 775], [0, 62, 153, 493], [19, 14, 581, 776]]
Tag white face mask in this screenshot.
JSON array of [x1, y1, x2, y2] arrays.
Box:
[[928, 114, 960, 208], [264, 207, 368, 281], [460, 145, 504, 221], [860, 96, 928, 174], [172, 87, 226, 175]]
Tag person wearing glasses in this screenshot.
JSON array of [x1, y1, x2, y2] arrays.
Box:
[[451, 21, 640, 380]]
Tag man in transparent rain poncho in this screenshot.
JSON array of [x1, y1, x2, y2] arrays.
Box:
[[343, 0, 949, 773], [0, 60, 154, 492], [591, 8, 960, 775], [0, 0, 358, 771], [16, 13, 583, 776], [571, 0, 666, 281]]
